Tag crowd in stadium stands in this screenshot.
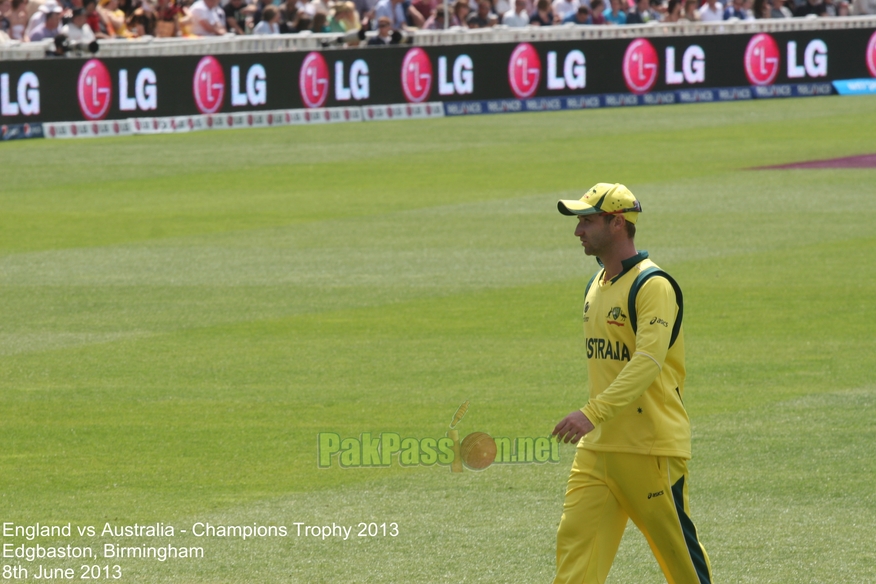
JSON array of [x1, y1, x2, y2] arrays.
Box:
[[0, 0, 874, 43]]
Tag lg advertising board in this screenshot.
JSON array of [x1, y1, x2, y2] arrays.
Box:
[[2, 28, 875, 126]]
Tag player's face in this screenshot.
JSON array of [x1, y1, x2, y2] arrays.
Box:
[[574, 214, 612, 257]]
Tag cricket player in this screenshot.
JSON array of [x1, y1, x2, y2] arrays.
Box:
[[551, 183, 713, 584]]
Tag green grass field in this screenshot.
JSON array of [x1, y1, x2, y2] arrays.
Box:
[[2, 95, 875, 583]]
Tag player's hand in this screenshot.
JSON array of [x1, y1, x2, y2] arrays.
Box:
[[552, 410, 594, 444]]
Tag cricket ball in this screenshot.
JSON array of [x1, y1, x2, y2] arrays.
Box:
[[460, 432, 497, 470]]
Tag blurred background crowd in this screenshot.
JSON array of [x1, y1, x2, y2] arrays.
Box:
[[1, 0, 874, 43]]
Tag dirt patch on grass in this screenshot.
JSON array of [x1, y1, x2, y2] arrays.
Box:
[[755, 154, 876, 170]]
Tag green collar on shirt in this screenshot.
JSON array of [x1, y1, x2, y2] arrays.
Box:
[[597, 250, 649, 283]]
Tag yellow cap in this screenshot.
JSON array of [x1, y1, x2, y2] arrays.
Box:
[[557, 183, 642, 224]]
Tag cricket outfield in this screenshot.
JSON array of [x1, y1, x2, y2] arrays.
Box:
[[1, 95, 875, 582]]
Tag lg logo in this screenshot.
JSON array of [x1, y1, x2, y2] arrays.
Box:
[[868, 31, 876, 77], [546, 50, 585, 91], [508, 43, 540, 99], [193, 57, 267, 113], [438, 55, 473, 96], [77, 59, 158, 120], [665, 45, 705, 85], [787, 40, 827, 79], [400, 49, 471, 102], [231, 64, 267, 106], [119, 68, 157, 112], [78, 59, 112, 120], [510, 46, 587, 94], [623, 39, 705, 94], [402, 48, 432, 103], [299, 52, 370, 108], [744, 34, 780, 86], [300, 52, 329, 108], [623, 39, 658, 94], [334, 59, 369, 102], [194, 56, 225, 114], [0, 71, 39, 117], [745, 34, 828, 85]]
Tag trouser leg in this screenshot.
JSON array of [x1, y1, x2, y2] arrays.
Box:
[[554, 449, 628, 584], [607, 454, 713, 584]]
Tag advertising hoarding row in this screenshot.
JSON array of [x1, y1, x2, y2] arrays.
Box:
[[1, 28, 875, 127]]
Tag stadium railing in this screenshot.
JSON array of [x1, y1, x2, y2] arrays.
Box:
[[2, 15, 876, 61]]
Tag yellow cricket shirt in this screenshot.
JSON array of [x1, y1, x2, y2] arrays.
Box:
[[579, 251, 691, 459]]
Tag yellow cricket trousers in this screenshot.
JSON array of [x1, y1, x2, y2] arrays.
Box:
[[554, 448, 713, 584]]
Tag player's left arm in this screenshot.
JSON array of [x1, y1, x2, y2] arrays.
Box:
[[580, 276, 678, 427]]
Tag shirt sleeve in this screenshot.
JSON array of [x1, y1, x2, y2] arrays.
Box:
[[582, 276, 678, 426]]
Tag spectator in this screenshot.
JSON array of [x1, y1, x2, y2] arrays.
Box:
[[794, 0, 826, 14], [117, 0, 134, 17], [311, 9, 330, 29], [27, 1, 61, 39], [682, 0, 700, 18], [293, 14, 311, 29], [250, 0, 267, 26], [836, 0, 849, 13], [223, 0, 249, 34], [503, 0, 529, 24], [152, 0, 181, 36], [253, 3, 280, 30], [99, 0, 134, 37], [127, 5, 154, 36], [285, 0, 309, 19], [0, 0, 11, 37], [411, 0, 436, 21], [28, 3, 61, 38], [309, 0, 331, 16], [352, 0, 377, 24], [604, 0, 626, 22], [651, 0, 667, 18], [189, 0, 225, 34], [530, 0, 556, 24], [449, 0, 468, 23], [25, 0, 59, 38], [626, 0, 656, 21], [662, 0, 681, 19], [60, 6, 95, 40], [562, 3, 590, 21], [471, 0, 492, 24], [493, 0, 510, 16], [7, 0, 28, 40], [83, 0, 110, 38], [367, 13, 393, 41], [279, 0, 298, 31], [329, 1, 360, 30], [852, 0, 876, 13], [589, 0, 606, 20], [723, 0, 753, 17], [697, 0, 722, 18], [769, 0, 793, 14], [553, 0, 579, 20], [372, 0, 422, 28], [752, 0, 769, 15], [423, 4, 446, 27]]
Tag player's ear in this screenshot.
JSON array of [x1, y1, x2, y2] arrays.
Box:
[[610, 214, 625, 231]]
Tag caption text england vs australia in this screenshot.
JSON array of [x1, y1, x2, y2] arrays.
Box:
[[2, 521, 399, 579]]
